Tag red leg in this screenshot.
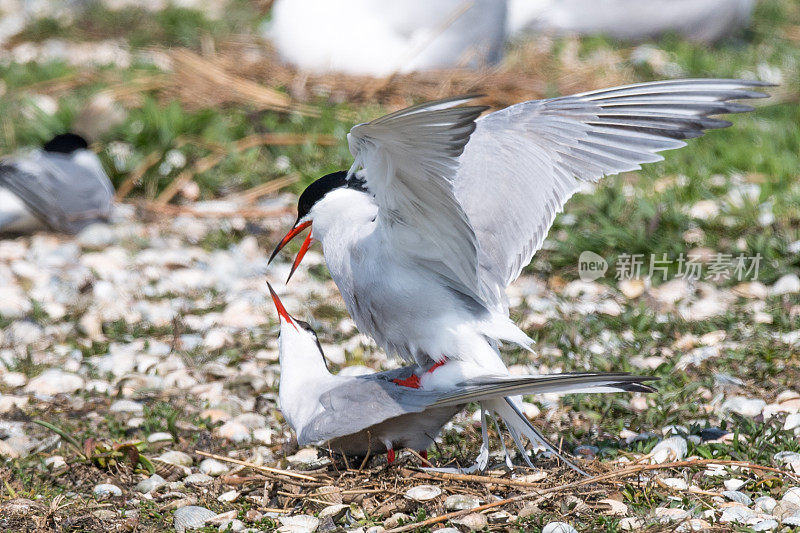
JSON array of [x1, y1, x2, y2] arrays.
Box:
[[419, 450, 428, 461], [426, 358, 447, 374], [392, 374, 421, 389], [387, 448, 395, 463]]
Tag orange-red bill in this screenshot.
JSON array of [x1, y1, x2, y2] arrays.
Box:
[[267, 281, 296, 329], [268, 220, 311, 264], [286, 231, 313, 283]]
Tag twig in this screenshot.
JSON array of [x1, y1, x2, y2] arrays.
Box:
[[116, 151, 162, 200], [155, 152, 226, 205], [385, 459, 799, 533], [403, 449, 435, 469], [228, 174, 300, 205], [194, 450, 322, 482]]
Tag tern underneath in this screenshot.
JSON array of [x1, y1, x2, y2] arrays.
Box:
[[270, 283, 656, 472], [0, 133, 114, 234], [270, 79, 771, 378]]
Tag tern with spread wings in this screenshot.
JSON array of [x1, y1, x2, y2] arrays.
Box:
[[269, 79, 770, 467]]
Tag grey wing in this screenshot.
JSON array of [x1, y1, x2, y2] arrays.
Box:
[[0, 150, 114, 233], [455, 79, 772, 309], [347, 96, 488, 300], [298, 372, 444, 445]]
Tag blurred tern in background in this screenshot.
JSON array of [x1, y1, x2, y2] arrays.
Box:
[[270, 78, 770, 467], [0, 133, 114, 234], [270, 283, 656, 472]]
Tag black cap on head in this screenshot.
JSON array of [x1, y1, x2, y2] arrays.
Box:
[[296, 170, 368, 220], [43, 133, 89, 154]]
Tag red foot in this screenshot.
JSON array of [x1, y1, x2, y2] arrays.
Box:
[[387, 448, 395, 463], [393, 374, 421, 389], [419, 450, 428, 461], [426, 359, 447, 374]]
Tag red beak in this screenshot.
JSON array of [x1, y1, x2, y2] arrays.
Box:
[[286, 230, 313, 283], [268, 220, 312, 265], [268, 282, 297, 330]]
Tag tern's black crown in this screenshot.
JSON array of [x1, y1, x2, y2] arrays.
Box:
[[296, 170, 368, 220], [43, 133, 89, 154]]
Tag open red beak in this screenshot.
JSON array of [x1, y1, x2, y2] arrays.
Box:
[[269, 220, 313, 283], [268, 282, 297, 329]]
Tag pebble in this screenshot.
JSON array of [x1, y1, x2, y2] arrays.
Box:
[[218, 519, 245, 532], [452, 513, 488, 531], [383, 513, 411, 529], [404, 485, 441, 501], [156, 451, 193, 467], [619, 518, 645, 531], [199, 458, 229, 476], [752, 519, 779, 531], [318, 504, 348, 522], [444, 494, 480, 511], [135, 474, 166, 493], [724, 478, 746, 491], [109, 399, 144, 414], [771, 274, 800, 295], [24, 369, 84, 395], [755, 496, 777, 514], [720, 505, 755, 523], [217, 490, 239, 503], [216, 421, 251, 442], [278, 515, 319, 532], [649, 436, 687, 464], [721, 396, 766, 417], [654, 507, 691, 522], [783, 487, 800, 508], [783, 413, 800, 431], [174, 506, 217, 533], [147, 432, 174, 443], [287, 447, 318, 465], [184, 473, 213, 486], [722, 491, 752, 505], [541, 522, 578, 533], [93, 483, 122, 499], [662, 477, 688, 490]]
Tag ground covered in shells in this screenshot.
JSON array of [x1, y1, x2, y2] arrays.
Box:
[[2, 0, 800, 532]]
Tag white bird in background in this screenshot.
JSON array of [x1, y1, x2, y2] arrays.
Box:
[[507, 0, 755, 45], [269, 283, 656, 471], [0, 133, 114, 234], [265, 0, 507, 76], [269, 78, 769, 467]]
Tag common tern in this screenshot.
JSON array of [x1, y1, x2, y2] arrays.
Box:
[[271, 79, 770, 376], [270, 79, 768, 469], [270, 283, 656, 471], [0, 133, 114, 234]]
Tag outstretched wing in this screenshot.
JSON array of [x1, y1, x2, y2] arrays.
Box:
[[455, 79, 771, 309], [347, 96, 488, 300]]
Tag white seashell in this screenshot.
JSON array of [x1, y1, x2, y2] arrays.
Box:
[[541, 522, 578, 533], [649, 436, 687, 464], [147, 432, 173, 443], [444, 494, 480, 511], [217, 490, 239, 503], [173, 506, 217, 533], [752, 519, 779, 531], [156, 451, 193, 467], [619, 517, 643, 531], [278, 515, 320, 532], [722, 491, 752, 505], [662, 477, 688, 490], [654, 507, 690, 522], [404, 485, 442, 502], [452, 513, 488, 530], [92, 484, 122, 499], [755, 496, 777, 514], [597, 498, 627, 516], [721, 396, 766, 417], [199, 458, 229, 476], [720, 505, 755, 523], [184, 473, 213, 486], [135, 474, 166, 494]]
